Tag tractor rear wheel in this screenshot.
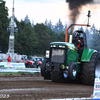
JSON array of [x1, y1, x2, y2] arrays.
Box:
[[82, 52, 100, 85], [51, 70, 64, 83]]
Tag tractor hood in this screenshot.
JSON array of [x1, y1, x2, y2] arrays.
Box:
[[50, 42, 78, 52]]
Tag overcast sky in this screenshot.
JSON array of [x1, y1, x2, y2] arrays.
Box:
[[5, 0, 100, 29]]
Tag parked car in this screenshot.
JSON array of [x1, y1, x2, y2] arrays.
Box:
[[32, 57, 44, 68], [25, 56, 36, 68], [25, 56, 44, 68], [16, 59, 25, 63], [25, 60, 36, 68]]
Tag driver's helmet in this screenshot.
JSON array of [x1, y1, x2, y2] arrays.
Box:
[[76, 33, 80, 38], [73, 31, 80, 38]]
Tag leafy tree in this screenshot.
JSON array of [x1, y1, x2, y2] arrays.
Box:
[[90, 32, 100, 51], [0, 1, 9, 52], [79, 26, 84, 32], [53, 19, 64, 34], [34, 23, 54, 55], [15, 21, 38, 55], [64, 24, 67, 34], [85, 28, 92, 47], [96, 29, 100, 35], [45, 19, 48, 26], [58, 19, 63, 31], [47, 20, 53, 29], [57, 32, 65, 42], [31, 20, 34, 27], [14, 22, 60, 56], [45, 19, 53, 29], [48, 28, 58, 42], [90, 24, 96, 35], [88, 24, 98, 49], [24, 15, 30, 24], [85, 28, 89, 38]]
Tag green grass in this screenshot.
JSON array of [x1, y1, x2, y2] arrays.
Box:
[[0, 72, 35, 75]]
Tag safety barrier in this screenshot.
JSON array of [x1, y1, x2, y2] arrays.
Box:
[[93, 78, 100, 100], [0, 62, 25, 68]]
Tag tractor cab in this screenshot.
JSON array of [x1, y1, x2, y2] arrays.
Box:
[[72, 30, 87, 49], [72, 30, 88, 61]]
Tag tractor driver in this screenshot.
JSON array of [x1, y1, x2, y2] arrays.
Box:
[[76, 37, 84, 61]]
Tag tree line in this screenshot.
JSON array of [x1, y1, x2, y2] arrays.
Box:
[[14, 20, 65, 56], [0, 0, 100, 56]]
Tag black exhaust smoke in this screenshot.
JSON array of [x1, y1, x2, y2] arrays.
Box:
[[66, 0, 94, 24], [66, 0, 94, 33]]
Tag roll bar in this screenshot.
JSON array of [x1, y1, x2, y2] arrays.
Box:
[[65, 24, 90, 42], [65, 10, 91, 43]]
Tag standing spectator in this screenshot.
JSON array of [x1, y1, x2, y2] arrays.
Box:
[[7, 55, 12, 62]]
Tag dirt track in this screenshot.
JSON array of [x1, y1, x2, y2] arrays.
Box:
[[0, 72, 93, 100]]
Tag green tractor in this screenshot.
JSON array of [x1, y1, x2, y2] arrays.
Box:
[[41, 13, 100, 86]]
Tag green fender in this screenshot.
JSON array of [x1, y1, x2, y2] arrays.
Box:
[[81, 48, 97, 62]]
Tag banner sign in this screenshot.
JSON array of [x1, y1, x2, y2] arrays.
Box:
[[93, 78, 100, 99], [0, 62, 25, 68], [8, 63, 25, 68], [0, 62, 7, 67]]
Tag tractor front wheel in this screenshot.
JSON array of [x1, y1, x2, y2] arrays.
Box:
[[41, 60, 51, 79], [51, 69, 64, 83], [68, 62, 77, 81]]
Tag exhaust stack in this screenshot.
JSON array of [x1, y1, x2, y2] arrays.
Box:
[[65, 11, 91, 43]]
